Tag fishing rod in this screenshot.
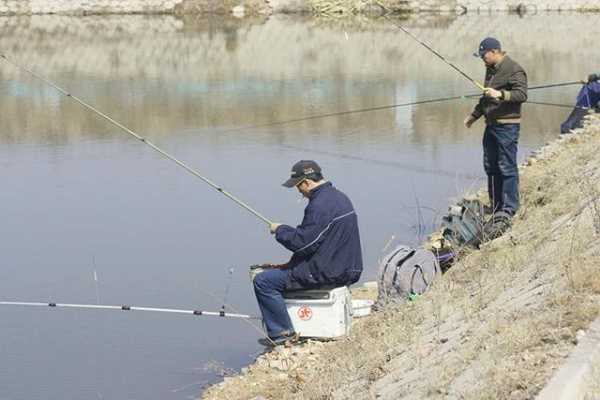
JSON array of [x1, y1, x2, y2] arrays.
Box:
[[523, 100, 588, 110], [227, 95, 467, 132], [222, 80, 585, 134], [376, 3, 485, 91], [375, 5, 590, 97], [0, 53, 273, 226], [529, 80, 586, 90], [461, 97, 587, 110], [0, 301, 261, 320]]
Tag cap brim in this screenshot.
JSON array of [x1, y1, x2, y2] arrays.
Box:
[[473, 51, 484, 58], [282, 177, 304, 188]]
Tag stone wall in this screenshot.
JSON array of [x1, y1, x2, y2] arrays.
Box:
[[0, 0, 599, 15], [0, 0, 181, 15], [0, 0, 270, 16], [457, 0, 600, 11], [392, 0, 600, 12]]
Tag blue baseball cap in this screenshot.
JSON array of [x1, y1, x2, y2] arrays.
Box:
[[282, 160, 322, 188], [474, 37, 501, 58]]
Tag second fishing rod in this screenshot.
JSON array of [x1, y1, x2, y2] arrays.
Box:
[[373, 3, 588, 108]]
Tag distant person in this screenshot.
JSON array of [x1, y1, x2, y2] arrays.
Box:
[[253, 160, 363, 346], [561, 73, 600, 134], [464, 37, 528, 234]]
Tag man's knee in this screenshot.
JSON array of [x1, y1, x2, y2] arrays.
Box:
[[253, 273, 268, 292], [498, 158, 518, 177], [253, 269, 287, 293]]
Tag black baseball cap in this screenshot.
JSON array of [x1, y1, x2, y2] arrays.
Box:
[[282, 160, 322, 188], [474, 37, 501, 58]]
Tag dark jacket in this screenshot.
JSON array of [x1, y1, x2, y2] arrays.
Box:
[[275, 182, 363, 287], [471, 55, 528, 124], [561, 81, 600, 133]]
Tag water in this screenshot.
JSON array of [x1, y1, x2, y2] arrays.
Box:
[[1, 12, 598, 400]]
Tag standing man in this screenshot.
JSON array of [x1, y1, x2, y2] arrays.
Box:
[[253, 160, 363, 346], [464, 37, 527, 232]]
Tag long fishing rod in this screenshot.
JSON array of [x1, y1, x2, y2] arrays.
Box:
[[222, 80, 585, 134], [529, 81, 586, 90], [375, 5, 590, 97], [0, 53, 273, 226], [228, 95, 466, 132], [462, 97, 588, 110], [0, 301, 261, 320], [376, 4, 485, 91]]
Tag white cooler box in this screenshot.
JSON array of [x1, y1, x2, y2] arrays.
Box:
[[283, 286, 352, 339]]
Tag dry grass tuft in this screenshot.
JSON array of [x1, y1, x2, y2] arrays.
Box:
[[204, 115, 600, 400]]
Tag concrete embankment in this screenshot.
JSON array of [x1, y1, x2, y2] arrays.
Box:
[[1, 0, 600, 16], [203, 114, 600, 399]]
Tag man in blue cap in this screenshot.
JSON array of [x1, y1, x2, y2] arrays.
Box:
[[253, 160, 363, 346], [464, 37, 528, 236]]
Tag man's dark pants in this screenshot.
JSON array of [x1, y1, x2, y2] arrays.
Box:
[[253, 269, 304, 338], [483, 123, 520, 215]]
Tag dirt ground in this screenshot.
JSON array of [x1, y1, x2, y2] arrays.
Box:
[[204, 114, 600, 400]]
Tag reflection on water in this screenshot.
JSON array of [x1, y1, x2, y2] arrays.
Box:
[[1, 12, 598, 400]]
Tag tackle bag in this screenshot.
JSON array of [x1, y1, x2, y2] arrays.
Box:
[[374, 245, 441, 309], [441, 198, 485, 249]]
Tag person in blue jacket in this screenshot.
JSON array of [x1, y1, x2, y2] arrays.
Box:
[[561, 73, 600, 134], [253, 160, 363, 346]]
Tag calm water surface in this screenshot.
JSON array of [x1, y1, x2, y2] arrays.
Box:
[[1, 13, 598, 400]]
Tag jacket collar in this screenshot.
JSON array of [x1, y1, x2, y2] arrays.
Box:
[[309, 181, 332, 197], [491, 54, 509, 71]]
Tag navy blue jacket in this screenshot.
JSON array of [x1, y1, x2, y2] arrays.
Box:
[[561, 82, 600, 133], [275, 182, 363, 287]]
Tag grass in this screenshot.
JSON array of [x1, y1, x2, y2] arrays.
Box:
[[204, 114, 600, 400]]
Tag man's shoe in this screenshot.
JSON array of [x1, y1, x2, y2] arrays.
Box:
[[257, 331, 299, 347], [483, 211, 512, 240]]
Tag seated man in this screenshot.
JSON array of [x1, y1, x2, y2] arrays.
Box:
[[561, 73, 600, 134], [253, 160, 363, 346]]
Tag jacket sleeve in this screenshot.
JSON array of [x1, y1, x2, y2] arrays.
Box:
[[275, 203, 330, 257], [471, 71, 486, 120], [502, 69, 528, 103], [471, 99, 484, 120]]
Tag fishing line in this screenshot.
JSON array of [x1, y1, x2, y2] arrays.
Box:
[[92, 256, 100, 305], [220, 268, 235, 313], [0, 53, 273, 226], [196, 275, 277, 346], [279, 142, 483, 180]]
